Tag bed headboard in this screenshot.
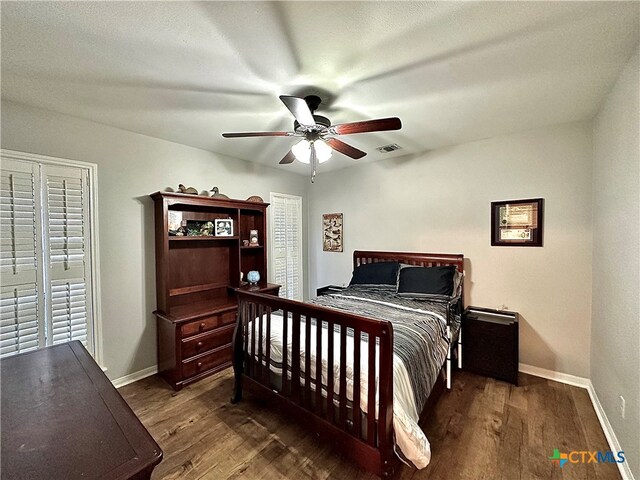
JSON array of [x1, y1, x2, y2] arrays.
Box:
[[353, 250, 464, 274]]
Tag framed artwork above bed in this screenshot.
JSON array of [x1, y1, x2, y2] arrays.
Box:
[[322, 213, 343, 252]]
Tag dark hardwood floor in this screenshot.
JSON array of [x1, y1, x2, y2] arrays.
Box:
[[118, 370, 620, 480]]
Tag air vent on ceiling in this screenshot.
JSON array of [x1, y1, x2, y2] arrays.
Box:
[[376, 143, 402, 153]]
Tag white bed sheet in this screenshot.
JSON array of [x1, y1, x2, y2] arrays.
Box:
[[247, 313, 438, 468]]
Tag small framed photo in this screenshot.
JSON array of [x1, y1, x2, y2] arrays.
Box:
[[491, 198, 544, 247], [214, 218, 233, 237]]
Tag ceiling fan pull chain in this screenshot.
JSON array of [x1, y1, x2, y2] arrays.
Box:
[[310, 142, 317, 183]]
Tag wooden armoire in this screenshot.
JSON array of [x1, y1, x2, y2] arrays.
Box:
[[151, 192, 279, 390]]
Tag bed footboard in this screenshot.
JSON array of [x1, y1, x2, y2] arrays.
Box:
[[232, 291, 396, 477]]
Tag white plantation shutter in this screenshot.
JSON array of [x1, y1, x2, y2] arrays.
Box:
[[0, 159, 45, 356], [42, 165, 93, 352], [271, 195, 288, 294], [285, 198, 302, 300], [269, 193, 303, 300], [0, 285, 40, 356], [50, 281, 88, 345], [0, 153, 97, 359]]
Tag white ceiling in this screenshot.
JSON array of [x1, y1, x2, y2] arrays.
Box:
[[1, 2, 638, 175]]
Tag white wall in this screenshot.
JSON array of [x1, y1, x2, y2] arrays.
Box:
[[592, 47, 639, 479], [0, 99, 307, 381], [309, 121, 594, 378]]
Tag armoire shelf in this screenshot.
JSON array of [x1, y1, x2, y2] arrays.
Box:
[[150, 191, 279, 390], [169, 236, 240, 241]]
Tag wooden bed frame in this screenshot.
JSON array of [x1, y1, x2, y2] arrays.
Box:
[[231, 251, 464, 477]]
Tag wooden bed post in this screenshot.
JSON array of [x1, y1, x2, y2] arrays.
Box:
[[378, 324, 396, 477], [230, 300, 245, 404]]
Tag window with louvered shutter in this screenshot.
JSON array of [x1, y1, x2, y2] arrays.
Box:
[[0, 154, 96, 359], [0, 159, 45, 356], [269, 193, 303, 301], [42, 165, 93, 352]]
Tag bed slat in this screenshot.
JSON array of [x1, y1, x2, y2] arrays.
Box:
[[326, 319, 335, 423], [304, 314, 312, 409], [339, 325, 348, 430], [265, 307, 271, 386], [367, 334, 376, 446], [353, 327, 362, 438], [291, 312, 301, 402], [257, 303, 264, 382], [315, 318, 323, 416], [248, 302, 255, 378], [282, 309, 289, 396]]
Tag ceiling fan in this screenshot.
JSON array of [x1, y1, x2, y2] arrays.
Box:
[[222, 95, 402, 182]]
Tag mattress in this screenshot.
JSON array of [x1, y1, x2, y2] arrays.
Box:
[[246, 285, 459, 468]]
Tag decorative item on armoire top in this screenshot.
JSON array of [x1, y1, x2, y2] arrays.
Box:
[[246, 195, 264, 203], [214, 218, 233, 237], [491, 198, 544, 247], [249, 230, 259, 246], [178, 184, 199, 195], [322, 213, 343, 252], [247, 270, 260, 285], [210, 187, 230, 199]]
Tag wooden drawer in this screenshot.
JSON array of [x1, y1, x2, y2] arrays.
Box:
[[181, 310, 236, 338], [182, 345, 232, 379], [181, 324, 235, 359]]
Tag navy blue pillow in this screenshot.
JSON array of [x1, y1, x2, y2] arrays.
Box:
[[349, 262, 400, 286], [397, 265, 456, 297]]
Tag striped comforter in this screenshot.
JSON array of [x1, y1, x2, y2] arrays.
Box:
[[310, 285, 459, 420]]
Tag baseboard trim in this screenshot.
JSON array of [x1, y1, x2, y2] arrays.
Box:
[[518, 364, 634, 480], [518, 363, 590, 388], [586, 382, 635, 480], [111, 365, 158, 389]]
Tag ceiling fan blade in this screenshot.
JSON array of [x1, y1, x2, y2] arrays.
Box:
[[279, 95, 315, 127], [222, 131, 293, 138], [331, 117, 402, 135], [325, 138, 367, 159], [279, 150, 296, 165]]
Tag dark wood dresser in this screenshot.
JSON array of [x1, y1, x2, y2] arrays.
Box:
[[156, 283, 280, 390], [1, 342, 162, 479], [151, 192, 279, 390], [462, 306, 519, 385]]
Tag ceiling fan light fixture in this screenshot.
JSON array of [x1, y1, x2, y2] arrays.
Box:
[[292, 139, 332, 164], [292, 139, 311, 164], [314, 140, 332, 164]]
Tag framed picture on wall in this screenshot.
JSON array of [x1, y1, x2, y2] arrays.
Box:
[[322, 213, 343, 252], [491, 198, 544, 246]]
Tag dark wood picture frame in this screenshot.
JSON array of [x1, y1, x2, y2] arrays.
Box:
[[491, 198, 544, 247]]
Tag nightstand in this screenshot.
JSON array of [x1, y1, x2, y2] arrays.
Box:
[[462, 306, 519, 385], [316, 285, 346, 296], [234, 282, 281, 296]]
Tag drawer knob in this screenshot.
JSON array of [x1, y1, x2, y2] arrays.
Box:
[[197, 362, 203, 368], [197, 341, 203, 348], [199, 322, 206, 330]]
